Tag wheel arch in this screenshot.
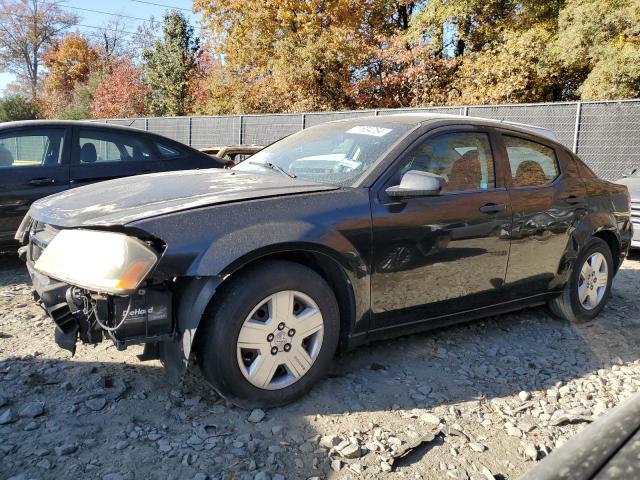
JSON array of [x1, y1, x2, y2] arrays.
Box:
[[215, 243, 360, 350], [160, 243, 363, 380], [591, 228, 621, 272], [556, 213, 623, 289]]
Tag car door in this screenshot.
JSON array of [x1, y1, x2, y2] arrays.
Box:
[[69, 127, 166, 187], [370, 126, 512, 329], [0, 126, 70, 245], [497, 130, 587, 298]]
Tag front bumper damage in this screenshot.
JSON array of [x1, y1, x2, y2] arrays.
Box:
[[17, 216, 223, 380], [25, 255, 174, 355], [19, 218, 175, 358]]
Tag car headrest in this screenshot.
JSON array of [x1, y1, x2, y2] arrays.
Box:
[[514, 160, 547, 186], [444, 150, 481, 192], [80, 143, 97, 163], [0, 145, 13, 167]]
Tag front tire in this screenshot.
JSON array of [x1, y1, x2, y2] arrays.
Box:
[[196, 260, 340, 408], [548, 237, 613, 323]]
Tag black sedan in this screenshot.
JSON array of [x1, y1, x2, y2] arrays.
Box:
[[521, 392, 640, 480], [16, 114, 632, 407], [0, 120, 225, 250]]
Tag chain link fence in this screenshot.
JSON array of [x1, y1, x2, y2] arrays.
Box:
[[97, 99, 640, 180]]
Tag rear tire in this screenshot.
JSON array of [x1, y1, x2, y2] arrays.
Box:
[[196, 260, 340, 408], [548, 237, 613, 323]]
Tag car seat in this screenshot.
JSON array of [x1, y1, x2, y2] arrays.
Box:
[[0, 145, 13, 167], [442, 151, 481, 192], [80, 143, 97, 163], [513, 160, 547, 186]]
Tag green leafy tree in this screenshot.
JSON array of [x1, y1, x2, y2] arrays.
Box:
[[555, 0, 640, 100], [142, 11, 199, 116], [0, 94, 39, 121]]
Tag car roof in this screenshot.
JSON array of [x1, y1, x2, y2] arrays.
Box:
[[0, 119, 147, 134], [326, 113, 560, 143]]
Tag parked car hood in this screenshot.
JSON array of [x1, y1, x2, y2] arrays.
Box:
[[616, 176, 640, 201], [29, 169, 338, 228]]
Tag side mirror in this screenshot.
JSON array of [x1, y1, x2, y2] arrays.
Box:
[[385, 170, 444, 199]]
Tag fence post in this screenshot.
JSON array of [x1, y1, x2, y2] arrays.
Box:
[[572, 102, 582, 154], [188, 116, 193, 147], [462, 106, 468, 116], [144, 118, 149, 131], [301, 113, 306, 131], [239, 115, 244, 144]]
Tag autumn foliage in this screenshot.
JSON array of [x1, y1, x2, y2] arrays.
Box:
[[91, 61, 149, 118], [0, 0, 637, 121]]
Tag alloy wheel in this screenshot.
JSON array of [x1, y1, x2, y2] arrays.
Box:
[[236, 290, 324, 390], [578, 252, 608, 310]]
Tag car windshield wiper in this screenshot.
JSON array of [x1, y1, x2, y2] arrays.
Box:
[[247, 161, 296, 179]]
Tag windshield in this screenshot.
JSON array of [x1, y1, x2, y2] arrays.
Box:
[[233, 121, 412, 186]]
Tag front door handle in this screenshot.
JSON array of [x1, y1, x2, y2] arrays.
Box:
[[479, 203, 505, 214], [28, 177, 55, 186]]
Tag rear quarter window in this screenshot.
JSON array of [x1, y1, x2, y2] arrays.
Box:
[[155, 142, 182, 159]]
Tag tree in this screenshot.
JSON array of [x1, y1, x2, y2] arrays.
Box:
[[94, 17, 131, 62], [91, 60, 149, 118], [142, 11, 199, 116], [43, 34, 100, 93], [451, 27, 563, 105], [0, 94, 39, 121], [0, 0, 77, 98], [555, 0, 640, 100], [40, 33, 101, 118], [194, 0, 400, 113]]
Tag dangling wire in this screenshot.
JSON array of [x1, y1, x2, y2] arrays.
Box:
[[88, 295, 134, 332]]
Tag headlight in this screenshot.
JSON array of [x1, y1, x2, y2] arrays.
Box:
[[34, 229, 158, 295]]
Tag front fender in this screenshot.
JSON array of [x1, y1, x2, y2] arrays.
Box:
[[159, 276, 222, 379]]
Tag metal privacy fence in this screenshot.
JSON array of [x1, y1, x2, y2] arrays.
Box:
[[96, 99, 640, 180]]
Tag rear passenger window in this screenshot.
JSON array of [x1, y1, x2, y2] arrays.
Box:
[[504, 136, 559, 187], [78, 129, 153, 164]]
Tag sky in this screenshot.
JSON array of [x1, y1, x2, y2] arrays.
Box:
[[0, 0, 200, 93]]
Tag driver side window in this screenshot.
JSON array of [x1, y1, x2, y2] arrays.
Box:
[[398, 132, 496, 193]]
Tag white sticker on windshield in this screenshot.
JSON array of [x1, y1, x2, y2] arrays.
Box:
[[346, 126, 392, 137]]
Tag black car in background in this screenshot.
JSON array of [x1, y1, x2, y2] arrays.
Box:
[[17, 114, 632, 407], [520, 393, 640, 480], [0, 120, 225, 250]]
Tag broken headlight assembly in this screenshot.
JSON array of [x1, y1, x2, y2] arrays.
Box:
[[33, 229, 173, 352], [34, 229, 158, 295]]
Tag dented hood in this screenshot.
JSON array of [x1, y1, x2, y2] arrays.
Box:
[[29, 169, 338, 228]]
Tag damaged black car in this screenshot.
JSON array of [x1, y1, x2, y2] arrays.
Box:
[[16, 114, 632, 407]]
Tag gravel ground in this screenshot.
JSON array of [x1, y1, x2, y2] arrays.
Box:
[[1, 253, 639, 480]]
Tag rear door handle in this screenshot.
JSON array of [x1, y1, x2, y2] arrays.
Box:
[[28, 177, 55, 186], [479, 203, 505, 214], [563, 196, 582, 205]]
